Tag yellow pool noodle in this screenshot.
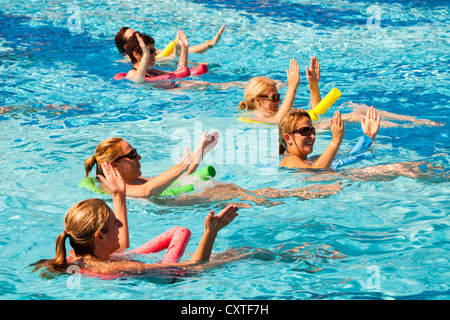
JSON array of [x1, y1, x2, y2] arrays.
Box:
[[156, 40, 175, 58], [308, 88, 341, 121]]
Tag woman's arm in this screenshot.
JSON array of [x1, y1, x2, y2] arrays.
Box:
[[127, 34, 150, 83], [187, 130, 219, 174], [188, 204, 238, 262], [188, 25, 226, 54], [311, 111, 345, 169], [126, 148, 191, 197], [274, 59, 300, 122], [306, 56, 321, 109], [176, 30, 189, 70], [97, 162, 129, 252]]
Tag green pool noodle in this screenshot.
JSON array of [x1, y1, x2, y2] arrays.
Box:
[[78, 177, 108, 194], [160, 165, 216, 196], [79, 166, 216, 196]]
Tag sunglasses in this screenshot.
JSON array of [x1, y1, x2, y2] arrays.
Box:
[[292, 127, 316, 136], [258, 93, 281, 102], [115, 148, 138, 161]]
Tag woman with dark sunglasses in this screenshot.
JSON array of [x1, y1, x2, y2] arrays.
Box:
[[84, 130, 219, 197], [238, 56, 321, 124], [125, 31, 189, 83], [278, 107, 380, 169]]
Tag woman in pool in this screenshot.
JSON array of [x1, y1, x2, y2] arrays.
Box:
[[278, 106, 380, 169], [85, 130, 219, 197], [115, 25, 226, 57], [32, 162, 239, 278], [84, 135, 343, 206], [125, 31, 190, 83], [238, 56, 321, 124]]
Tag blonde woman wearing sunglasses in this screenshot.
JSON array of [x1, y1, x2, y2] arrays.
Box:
[[238, 56, 321, 124]]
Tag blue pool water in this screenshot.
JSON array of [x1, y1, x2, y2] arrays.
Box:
[[0, 0, 449, 300]]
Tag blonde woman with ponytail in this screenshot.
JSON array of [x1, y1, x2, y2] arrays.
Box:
[[238, 56, 321, 124], [32, 162, 240, 278]]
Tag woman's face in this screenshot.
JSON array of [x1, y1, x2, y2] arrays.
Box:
[[102, 209, 123, 255], [146, 44, 157, 67], [254, 84, 281, 113], [113, 140, 142, 182], [285, 117, 316, 159]]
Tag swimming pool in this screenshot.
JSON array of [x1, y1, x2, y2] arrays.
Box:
[[0, 0, 449, 301]]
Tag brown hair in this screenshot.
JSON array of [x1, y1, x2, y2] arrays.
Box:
[[115, 27, 130, 53], [84, 137, 124, 178], [126, 32, 155, 64], [238, 77, 277, 111], [31, 199, 112, 278], [278, 109, 311, 155]]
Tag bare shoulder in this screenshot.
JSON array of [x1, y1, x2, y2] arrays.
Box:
[[279, 155, 311, 168]]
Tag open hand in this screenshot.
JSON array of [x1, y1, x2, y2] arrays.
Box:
[[176, 30, 189, 50], [204, 204, 238, 235], [136, 33, 149, 57], [199, 130, 219, 154], [208, 25, 226, 47], [97, 162, 126, 195], [361, 106, 381, 141], [178, 147, 191, 173], [286, 58, 300, 90], [306, 56, 320, 85], [330, 111, 345, 142]]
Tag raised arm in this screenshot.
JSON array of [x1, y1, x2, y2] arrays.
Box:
[[125, 148, 191, 197], [127, 33, 150, 83], [306, 56, 321, 109], [176, 30, 189, 70], [189, 204, 238, 262], [189, 25, 226, 54], [97, 162, 129, 252], [311, 111, 345, 169], [187, 130, 219, 174], [274, 59, 300, 122]]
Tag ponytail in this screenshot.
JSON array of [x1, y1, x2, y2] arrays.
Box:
[[84, 155, 97, 178], [31, 231, 70, 278], [279, 139, 286, 156], [238, 101, 248, 110]]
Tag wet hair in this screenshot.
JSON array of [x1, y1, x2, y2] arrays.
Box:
[[278, 109, 311, 155], [84, 137, 124, 178], [31, 199, 112, 278], [115, 27, 131, 54], [125, 32, 155, 64], [238, 77, 277, 111]]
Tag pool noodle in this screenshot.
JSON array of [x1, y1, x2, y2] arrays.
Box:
[[156, 40, 175, 59], [308, 88, 341, 121], [113, 64, 208, 82], [124, 226, 191, 264], [159, 165, 216, 196]]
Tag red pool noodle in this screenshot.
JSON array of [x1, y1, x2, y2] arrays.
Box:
[[125, 226, 191, 263], [113, 64, 207, 82]]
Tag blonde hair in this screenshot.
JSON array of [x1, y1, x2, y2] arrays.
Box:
[[238, 76, 277, 111], [31, 199, 112, 278], [278, 109, 311, 156], [84, 137, 124, 178]]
